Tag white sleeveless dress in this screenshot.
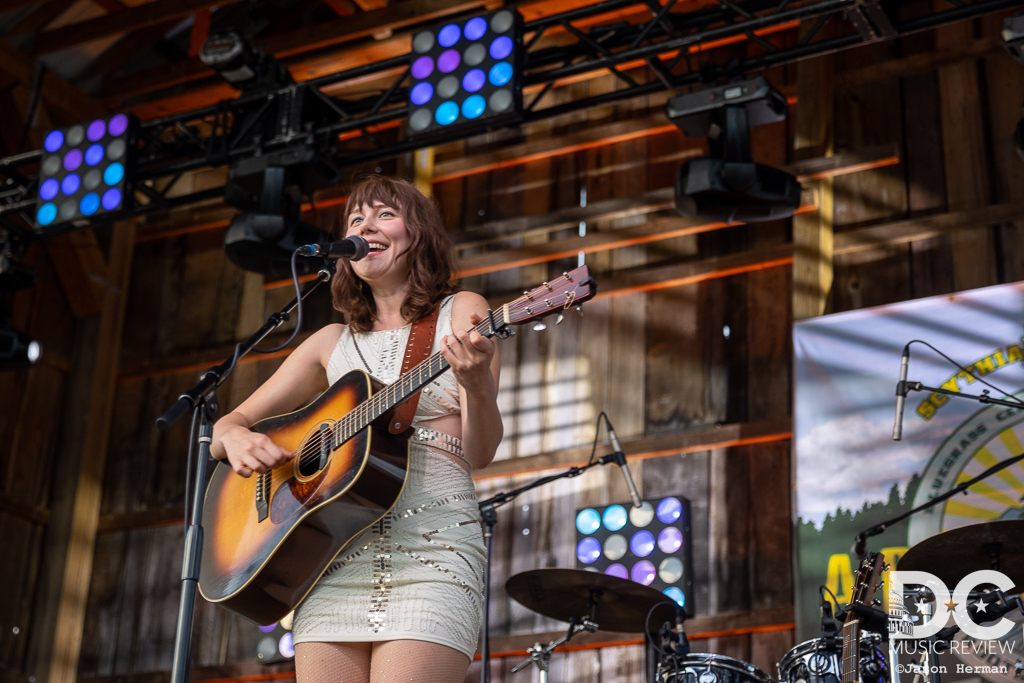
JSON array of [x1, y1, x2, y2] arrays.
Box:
[[291, 296, 486, 658]]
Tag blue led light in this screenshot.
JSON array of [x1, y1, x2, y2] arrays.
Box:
[[438, 24, 461, 47], [278, 632, 295, 658], [102, 188, 122, 210], [576, 537, 601, 564], [663, 587, 686, 606], [104, 162, 124, 185], [85, 143, 105, 166], [44, 130, 64, 153], [80, 192, 100, 216], [434, 101, 459, 126], [462, 95, 485, 119], [657, 497, 682, 523], [630, 530, 655, 557], [37, 202, 57, 226], [40, 178, 59, 201], [575, 508, 600, 534], [602, 505, 627, 531], [465, 17, 487, 41], [489, 35, 513, 60], [410, 82, 434, 106], [488, 61, 513, 86], [61, 174, 81, 196], [462, 68, 486, 93]]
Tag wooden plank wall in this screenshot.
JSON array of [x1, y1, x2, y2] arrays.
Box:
[[3, 5, 1024, 683]]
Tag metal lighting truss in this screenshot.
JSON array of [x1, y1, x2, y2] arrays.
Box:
[[0, 0, 1016, 239]]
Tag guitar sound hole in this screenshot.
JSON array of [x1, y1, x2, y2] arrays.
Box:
[[297, 423, 333, 478]]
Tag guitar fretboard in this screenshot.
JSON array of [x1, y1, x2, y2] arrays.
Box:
[[842, 619, 860, 683], [296, 316, 497, 469]]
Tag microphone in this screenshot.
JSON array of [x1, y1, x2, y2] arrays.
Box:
[[604, 415, 643, 509], [297, 235, 370, 261], [851, 534, 867, 560], [892, 344, 910, 441]]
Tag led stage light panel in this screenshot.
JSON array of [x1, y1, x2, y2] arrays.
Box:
[[575, 496, 694, 611], [36, 113, 136, 228], [406, 9, 523, 138]]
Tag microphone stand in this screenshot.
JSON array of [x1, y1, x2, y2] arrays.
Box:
[[156, 266, 332, 683], [477, 452, 631, 683]]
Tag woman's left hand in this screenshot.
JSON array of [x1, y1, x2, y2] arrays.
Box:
[[441, 312, 497, 394]]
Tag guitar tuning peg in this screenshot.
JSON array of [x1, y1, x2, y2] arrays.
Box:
[[883, 564, 891, 572], [555, 313, 564, 325], [575, 304, 583, 317], [872, 598, 882, 607]]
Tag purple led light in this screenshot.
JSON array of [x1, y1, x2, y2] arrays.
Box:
[[258, 624, 277, 633], [605, 563, 628, 579], [631, 560, 656, 585], [61, 174, 81, 196], [437, 49, 461, 73], [462, 68, 486, 93], [629, 530, 655, 557], [101, 188, 122, 210], [40, 178, 59, 201], [657, 527, 683, 553], [108, 114, 129, 137], [490, 35, 513, 60], [657, 497, 682, 523], [63, 149, 83, 172], [279, 632, 295, 658], [438, 24, 461, 47], [87, 119, 106, 142], [411, 56, 434, 80], [465, 17, 487, 41], [410, 82, 434, 106], [576, 537, 601, 564], [44, 130, 64, 153]]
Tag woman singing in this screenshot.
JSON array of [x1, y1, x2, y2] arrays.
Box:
[[211, 175, 502, 682]]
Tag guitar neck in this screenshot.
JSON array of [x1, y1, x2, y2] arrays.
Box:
[[331, 313, 501, 447], [842, 619, 861, 683]]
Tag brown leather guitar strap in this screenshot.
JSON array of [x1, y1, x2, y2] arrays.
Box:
[[389, 303, 441, 434]]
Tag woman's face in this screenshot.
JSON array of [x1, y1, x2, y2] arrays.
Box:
[[344, 200, 413, 289]]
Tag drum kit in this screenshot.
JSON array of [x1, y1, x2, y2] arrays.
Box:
[[504, 520, 1024, 683]]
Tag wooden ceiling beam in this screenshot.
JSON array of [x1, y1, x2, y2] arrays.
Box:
[[0, 39, 108, 122], [6, 0, 80, 38], [74, 19, 180, 83], [33, 0, 243, 56]]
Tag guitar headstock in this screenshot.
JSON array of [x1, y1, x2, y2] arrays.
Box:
[[851, 552, 885, 611], [503, 266, 597, 327]]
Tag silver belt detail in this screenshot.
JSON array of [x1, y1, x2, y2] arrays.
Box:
[[412, 427, 470, 467]]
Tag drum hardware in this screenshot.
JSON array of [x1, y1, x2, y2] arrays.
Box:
[[896, 520, 1024, 591], [509, 616, 598, 682], [659, 653, 772, 683], [778, 634, 888, 683]]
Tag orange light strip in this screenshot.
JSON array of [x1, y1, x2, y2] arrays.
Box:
[[795, 155, 900, 182], [593, 255, 794, 301], [476, 622, 796, 660]]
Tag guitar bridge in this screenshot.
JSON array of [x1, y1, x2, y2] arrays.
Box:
[[255, 472, 270, 523]]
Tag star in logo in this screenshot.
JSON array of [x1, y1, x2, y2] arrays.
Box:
[[972, 599, 988, 613], [915, 599, 931, 614], [944, 598, 957, 611]]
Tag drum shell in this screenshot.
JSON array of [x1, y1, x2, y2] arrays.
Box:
[[658, 653, 772, 683], [777, 635, 887, 683]]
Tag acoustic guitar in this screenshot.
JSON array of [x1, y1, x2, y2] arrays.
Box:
[[198, 266, 597, 625]]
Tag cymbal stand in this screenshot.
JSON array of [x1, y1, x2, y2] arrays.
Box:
[[510, 617, 599, 683]]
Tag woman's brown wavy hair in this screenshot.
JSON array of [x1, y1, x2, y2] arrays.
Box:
[[331, 175, 458, 331]]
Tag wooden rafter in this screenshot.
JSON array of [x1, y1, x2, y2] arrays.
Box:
[[0, 39, 108, 122], [74, 19, 181, 84], [33, 0, 241, 55], [6, 0, 79, 38]]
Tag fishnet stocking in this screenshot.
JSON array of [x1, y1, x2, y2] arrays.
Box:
[[294, 640, 470, 683]]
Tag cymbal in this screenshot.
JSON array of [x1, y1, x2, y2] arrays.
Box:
[[505, 568, 681, 633], [897, 520, 1024, 589]]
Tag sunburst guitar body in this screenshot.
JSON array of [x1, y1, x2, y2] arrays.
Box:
[[198, 266, 598, 624]]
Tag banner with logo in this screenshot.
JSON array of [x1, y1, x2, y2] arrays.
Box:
[[793, 283, 1024, 678]]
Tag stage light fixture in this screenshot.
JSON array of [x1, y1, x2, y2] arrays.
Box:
[[222, 166, 330, 278], [35, 113, 136, 229], [1002, 15, 1024, 64], [406, 9, 523, 138], [665, 77, 801, 223], [575, 496, 693, 611], [255, 621, 294, 663], [0, 324, 41, 371]]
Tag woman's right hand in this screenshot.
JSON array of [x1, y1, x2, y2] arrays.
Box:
[[219, 425, 293, 477]]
